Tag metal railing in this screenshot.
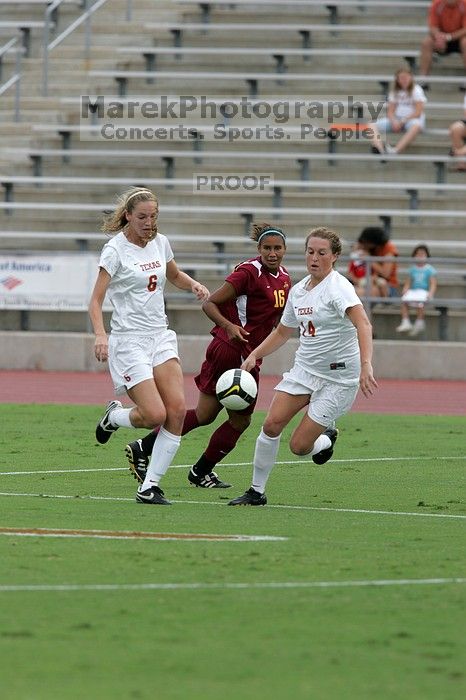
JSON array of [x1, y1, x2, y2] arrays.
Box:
[[43, 0, 108, 96], [340, 254, 466, 344], [42, 0, 135, 95], [162, 253, 466, 341], [0, 0, 135, 114], [0, 37, 22, 122]]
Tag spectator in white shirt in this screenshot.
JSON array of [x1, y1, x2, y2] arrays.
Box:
[[369, 67, 427, 156]]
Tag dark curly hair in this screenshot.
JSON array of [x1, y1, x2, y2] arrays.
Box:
[[250, 222, 286, 244], [358, 226, 389, 250]]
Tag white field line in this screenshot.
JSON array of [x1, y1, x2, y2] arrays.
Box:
[[0, 577, 465, 593], [1, 455, 465, 477], [0, 490, 465, 520]]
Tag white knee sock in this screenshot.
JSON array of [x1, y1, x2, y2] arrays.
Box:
[[252, 429, 281, 494], [309, 433, 331, 456], [141, 427, 181, 490], [110, 407, 133, 428]]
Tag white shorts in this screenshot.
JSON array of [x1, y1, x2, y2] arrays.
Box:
[[108, 329, 179, 395], [274, 364, 359, 427], [375, 115, 425, 133], [402, 289, 429, 307]]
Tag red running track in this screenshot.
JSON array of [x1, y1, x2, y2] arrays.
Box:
[[0, 370, 464, 415]]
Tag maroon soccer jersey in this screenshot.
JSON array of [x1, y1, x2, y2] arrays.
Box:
[[211, 257, 291, 355]]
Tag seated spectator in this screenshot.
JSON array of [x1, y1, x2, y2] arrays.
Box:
[[419, 0, 466, 79], [369, 68, 427, 156], [356, 227, 399, 298], [397, 244, 437, 336], [347, 242, 367, 288], [449, 93, 466, 171]]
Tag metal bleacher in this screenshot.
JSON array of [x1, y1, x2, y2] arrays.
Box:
[[0, 0, 465, 341]]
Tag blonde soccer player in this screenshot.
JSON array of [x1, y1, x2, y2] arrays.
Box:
[[88, 187, 209, 505]]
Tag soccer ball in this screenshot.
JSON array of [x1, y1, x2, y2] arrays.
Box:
[[215, 368, 258, 411]]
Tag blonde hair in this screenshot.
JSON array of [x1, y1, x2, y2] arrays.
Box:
[[393, 67, 414, 96], [101, 187, 159, 237], [305, 226, 342, 256]]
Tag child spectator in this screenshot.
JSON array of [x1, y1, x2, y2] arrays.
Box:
[[369, 68, 427, 156], [396, 244, 437, 336], [347, 242, 367, 289]]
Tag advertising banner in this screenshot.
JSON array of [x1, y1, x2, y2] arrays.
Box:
[[0, 253, 101, 311]]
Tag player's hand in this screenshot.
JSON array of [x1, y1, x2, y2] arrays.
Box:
[[94, 334, 108, 362], [225, 324, 249, 343], [433, 34, 447, 51], [241, 354, 256, 372], [192, 282, 209, 301], [359, 362, 378, 398]]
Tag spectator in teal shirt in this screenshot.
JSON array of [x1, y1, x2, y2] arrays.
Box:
[[396, 244, 437, 337]]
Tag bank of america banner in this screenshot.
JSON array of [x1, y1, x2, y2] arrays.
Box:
[[0, 253, 104, 311]]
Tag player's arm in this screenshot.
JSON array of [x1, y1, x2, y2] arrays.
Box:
[[429, 22, 442, 40], [202, 281, 249, 343], [407, 99, 425, 120], [450, 23, 466, 41], [428, 5, 442, 40], [428, 272, 437, 299], [88, 267, 111, 362], [371, 255, 395, 282], [387, 101, 398, 128], [429, 14, 448, 49], [241, 323, 294, 372], [401, 276, 411, 295], [166, 259, 209, 300], [345, 303, 378, 398]]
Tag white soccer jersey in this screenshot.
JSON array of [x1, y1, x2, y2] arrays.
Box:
[[280, 269, 362, 385], [389, 84, 426, 121], [98, 231, 174, 334]]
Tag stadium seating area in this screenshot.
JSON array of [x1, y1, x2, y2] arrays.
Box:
[[0, 0, 465, 341]]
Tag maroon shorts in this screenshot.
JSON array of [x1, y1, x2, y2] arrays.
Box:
[[195, 336, 260, 415]]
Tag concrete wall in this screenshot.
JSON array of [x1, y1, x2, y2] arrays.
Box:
[[1, 332, 466, 380]]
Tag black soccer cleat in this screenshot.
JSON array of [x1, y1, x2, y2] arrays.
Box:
[[125, 439, 149, 483], [312, 428, 339, 465], [135, 485, 171, 505], [188, 468, 232, 489], [95, 400, 122, 444], [228, 487, 267, 506]]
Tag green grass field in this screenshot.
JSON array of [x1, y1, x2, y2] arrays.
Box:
[[0, 405, 465, 700]]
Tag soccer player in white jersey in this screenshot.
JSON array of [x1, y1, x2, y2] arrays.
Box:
[[229, 226, 378, 506], [124, 222, 291, 491], [88, 187, 209, 505]]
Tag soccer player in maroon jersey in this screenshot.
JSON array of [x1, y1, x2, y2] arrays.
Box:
[[125, 222, 290, 488]]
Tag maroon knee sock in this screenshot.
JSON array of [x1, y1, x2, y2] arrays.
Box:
[[203, 421, 244, 466], [182, 409, 200, 434]]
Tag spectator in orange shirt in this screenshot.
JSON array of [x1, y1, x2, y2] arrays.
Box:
[[356, 227, 399, 298], [420, 0, 466, 77]]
